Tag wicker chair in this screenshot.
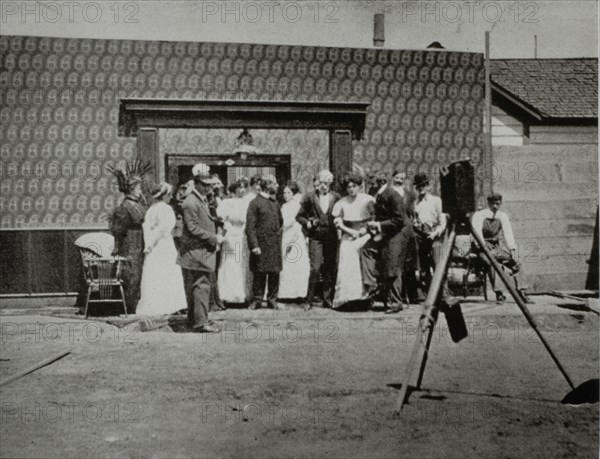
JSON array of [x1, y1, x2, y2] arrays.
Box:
[[447, 234, 488, 300], [74, 233, 128, 318]]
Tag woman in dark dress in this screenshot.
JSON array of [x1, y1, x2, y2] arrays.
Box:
[[107, 161, 151, 314]]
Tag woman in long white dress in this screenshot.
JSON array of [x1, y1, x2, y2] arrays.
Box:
[[137, 182, 187, 315], [278, 182, 310, 300], [332, 173, 375, 308], [217, 179, 252, 304]]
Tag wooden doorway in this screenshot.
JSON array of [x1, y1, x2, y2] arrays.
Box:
[[118, 100, 368, 190], [166, 153, 292, 195]]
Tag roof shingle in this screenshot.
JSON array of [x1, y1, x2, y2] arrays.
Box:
[[491, 58, 598, 119]]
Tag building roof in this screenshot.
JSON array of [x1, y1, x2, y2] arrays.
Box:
[[491, 58, 598, 119]]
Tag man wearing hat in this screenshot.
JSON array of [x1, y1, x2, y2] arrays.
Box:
[[413, 172, 447, 291], [296, 170, 340, 310], [365, 170, 415, 313], [177, 163, 224, 332], [245, 175, 283, 310], [471, 193, 530, 303]]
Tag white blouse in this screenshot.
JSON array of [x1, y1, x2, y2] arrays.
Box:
[[332, 193, 375, 222]]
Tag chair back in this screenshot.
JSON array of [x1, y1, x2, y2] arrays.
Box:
[[82, 257, 126, 300], [453, 235, 472, 258], [93, 258, 123, 299], [75, 232, 125, 300]]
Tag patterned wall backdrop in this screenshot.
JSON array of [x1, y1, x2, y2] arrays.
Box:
[[0, 36, 485, 229]]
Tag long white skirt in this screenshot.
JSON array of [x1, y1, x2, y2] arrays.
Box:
[[333, 234, 371, 308], [218, 225, 251, 303], [137, 236, 187, 316], [278, 224, 310, 299]]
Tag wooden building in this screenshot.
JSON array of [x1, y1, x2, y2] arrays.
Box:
[[0, 36, 487, 299], [490, 58, 598, 291]]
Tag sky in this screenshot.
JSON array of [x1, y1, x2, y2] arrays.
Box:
[[0, 0, 598, 58]]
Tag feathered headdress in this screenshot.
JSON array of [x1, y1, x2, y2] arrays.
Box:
[[106, 160, 153, 193]]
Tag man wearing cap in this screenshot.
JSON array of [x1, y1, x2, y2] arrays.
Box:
[[245, 175, 283, 310], [471, 193, 530, 303], [177, 164, 224, 333], [413, 172, 447, 290], [296, 170, 340, 310]]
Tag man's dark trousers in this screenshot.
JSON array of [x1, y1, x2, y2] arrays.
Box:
[[252, 272, 279, 309], [307, 238, 336, 308], [183, 268, 212, 328]]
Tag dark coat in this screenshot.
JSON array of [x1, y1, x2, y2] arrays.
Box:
[[177, 191, 219, 272], [401, 189, 418, 271], [110, 196, 146, 312], [110, 196, 146, 258], [246, 194, 283, 273], [296, 191, 340, 241], [375, 185, 410, 278]]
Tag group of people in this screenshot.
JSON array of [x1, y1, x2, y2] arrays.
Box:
[[109, 161, 528, 333]]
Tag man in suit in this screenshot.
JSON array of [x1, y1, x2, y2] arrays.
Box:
[[395, 171, 420, 305], [245, 175, 283, 310], [177, 164, 224, 333], [366, 170, 413, 313], [296, 170, 340, 310]]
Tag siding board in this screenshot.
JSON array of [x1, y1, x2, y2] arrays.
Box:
[[494, 139, 598, 291]]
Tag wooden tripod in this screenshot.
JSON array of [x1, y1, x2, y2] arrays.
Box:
[[396, 218, 576, 413]]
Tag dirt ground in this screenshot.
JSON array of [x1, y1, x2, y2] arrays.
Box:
[[0, 296, 598, 458]]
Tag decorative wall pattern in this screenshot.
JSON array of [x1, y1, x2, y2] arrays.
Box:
[[0, 35, 485, 229]]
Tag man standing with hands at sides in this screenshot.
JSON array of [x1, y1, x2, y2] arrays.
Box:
[[177, 163, 224, 333], [297, 170, 340, 311], [246, 175, 284, 310]]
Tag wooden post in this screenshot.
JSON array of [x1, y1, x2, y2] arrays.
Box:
[[137, 128, 160, 182], [63, 229, 69, 295], [329, 130, 353, 191], [484, 31, 493, 198], [26, 231, 33, 295]]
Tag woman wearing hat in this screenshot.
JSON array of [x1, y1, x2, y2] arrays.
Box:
[[136, 182, 187, 316], [108, 161, 150, 314]]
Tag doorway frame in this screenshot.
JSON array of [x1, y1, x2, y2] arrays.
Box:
[[118, 99, 369, 185], [165, 153, 292, 188]]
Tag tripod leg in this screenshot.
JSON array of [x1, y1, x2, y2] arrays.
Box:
[[469, 223, 575, 390], [416, 306, 440, 390], [396, 319, 427, 414], [397, 224, 457, 413]]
